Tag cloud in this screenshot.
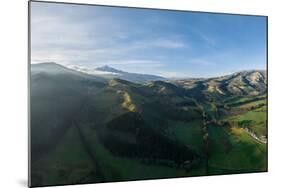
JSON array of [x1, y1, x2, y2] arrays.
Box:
[[30, 3, 189, 70], [30, 2, 265, 78]]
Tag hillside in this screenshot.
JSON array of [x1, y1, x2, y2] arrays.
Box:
[[30, 63, 267, 187], [173, 70, 266, 98]]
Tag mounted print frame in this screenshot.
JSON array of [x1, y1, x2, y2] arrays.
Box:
[[28, 0, 268, 187]]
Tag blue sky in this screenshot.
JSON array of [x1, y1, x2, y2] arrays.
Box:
[[31, 2, 267, 78]]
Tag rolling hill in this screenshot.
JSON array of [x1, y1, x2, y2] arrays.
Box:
[[30, 63, 267, 187]]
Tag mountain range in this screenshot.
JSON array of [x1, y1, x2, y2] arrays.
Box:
[[30, 62, 267, 187], [66, 64, 166, 83]]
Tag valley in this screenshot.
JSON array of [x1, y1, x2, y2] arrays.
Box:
[[30, 63, 267, 187]]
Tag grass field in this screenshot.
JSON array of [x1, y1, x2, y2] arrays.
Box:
[[207, 124, 267, 174], [207, 95, 267, 174], [221, 96, 267, 137]]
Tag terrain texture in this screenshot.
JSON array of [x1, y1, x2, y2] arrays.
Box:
[[30, 63, 267, 187]]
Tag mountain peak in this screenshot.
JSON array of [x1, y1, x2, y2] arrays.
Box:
[[95, 65, 124, 74], [32, 62, 62, 67]]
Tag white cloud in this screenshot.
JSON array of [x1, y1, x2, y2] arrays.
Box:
[[30, 2, 189, 70]]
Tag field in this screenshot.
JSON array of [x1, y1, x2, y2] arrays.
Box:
[[207, 94, 267, 174]]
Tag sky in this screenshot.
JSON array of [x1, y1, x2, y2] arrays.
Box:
[[30, 1, 267, 78]]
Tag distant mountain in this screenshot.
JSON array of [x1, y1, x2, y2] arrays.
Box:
[[31, 62, 106, 82], [95, 65, 124, 74], [173, 70, 267, 99], [66, 64, 166, 83], [31, 63, 266, 98]]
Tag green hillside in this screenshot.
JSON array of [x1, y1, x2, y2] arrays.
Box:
[[30, 63, 267, 187]]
